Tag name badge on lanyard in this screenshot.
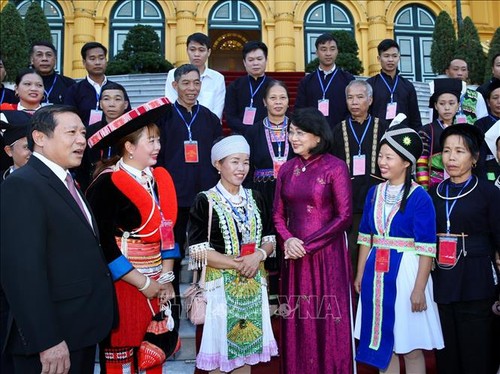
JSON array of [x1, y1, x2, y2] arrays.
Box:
[[455, 114, 467, 124], [380, 74, 399, 120], [240, 242, 256, 257], [385, 102, 397, 120], [437, 236, 458, 265], [375, 248, 390, 272], [273, 157, 287, 178], [160, 218, 175, 250], [243, 107, 257, 125], [89, 109, 103, 126], [353, 154, 366, 176], [184, 141, 199, 163], [318, 99, 330, 116], [244, 75, 266, 125]]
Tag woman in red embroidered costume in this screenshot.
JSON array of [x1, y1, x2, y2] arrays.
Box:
[[86, 98, 180, 374]]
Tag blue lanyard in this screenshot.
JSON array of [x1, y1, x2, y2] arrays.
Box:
[[444, 176, 472, 233], [316, 68, 338, 100], [264, 117, 288, 158], [44, 75, 58, 103], [215, 186, 249, 227], [379, 74, 399, 103], [247, 75, 266, 107], [174, 101, 200, 141], [0, 89, 5, 105], [458, 93, 466, 115], [94, 90, 100, 110], [348, 116, 372, 155]]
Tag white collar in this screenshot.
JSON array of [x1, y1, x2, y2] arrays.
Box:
[[319, 64, 336, 75], [17, 102, 42, 112], [32, 152, 68, 184], [215, 180, 246, 205], [86, 75, 108, 93], [118, 158, 152, 180]]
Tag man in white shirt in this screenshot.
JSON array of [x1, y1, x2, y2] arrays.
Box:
[[164, 33, 225, 120]]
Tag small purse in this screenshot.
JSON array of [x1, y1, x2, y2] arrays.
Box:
[[138, 300, 181, 370], [183, 266, 207, 325], [183, 198, 213, 325]]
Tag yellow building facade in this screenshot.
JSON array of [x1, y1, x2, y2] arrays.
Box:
[[2, 0, 500, 82]]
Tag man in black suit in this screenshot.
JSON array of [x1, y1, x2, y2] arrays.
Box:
[[1, 105, 114, 374]]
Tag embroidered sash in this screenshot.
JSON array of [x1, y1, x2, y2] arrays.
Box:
[[356, 182, 418, 370]]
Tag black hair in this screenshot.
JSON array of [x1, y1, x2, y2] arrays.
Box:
[[174, 64, 200, 81], [100, 81, 130, 102], [315, 33, 338, 49], [264, 79, 289, 99], [496, 135, 500, 149], [99, 81, 132, 112], [27, 105, 80, 151], [242, 41, 268, 59], [290, 107, 333, 155], [439, 125, 483, 160], [377, 39, 400, 55], [187, 33, 211, 49], [81, 42, 107, 60], [491, 52, 500, 67], [30, 40, 56, 55], [446, 57, 468, 70], [15, 68, 42, 86]]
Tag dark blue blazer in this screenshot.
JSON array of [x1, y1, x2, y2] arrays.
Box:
[[0, 156, 114, 355]]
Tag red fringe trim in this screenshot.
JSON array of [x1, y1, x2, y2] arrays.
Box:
[[111, 167, 177, 243]]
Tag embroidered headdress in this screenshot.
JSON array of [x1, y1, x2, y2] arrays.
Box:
[[87, 97, 171, 149]]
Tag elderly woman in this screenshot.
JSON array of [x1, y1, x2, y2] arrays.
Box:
[[355, 124, 444, 374], [86, 98, 180, 374], [430, 124, 500, 374], [273, 107, 354, 373], [187, 135, 278, 373]]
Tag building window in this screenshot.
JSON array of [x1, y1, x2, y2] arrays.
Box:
[[209, 0, 260, 29], [394, 5, 436, 82], [110, 0, 164, 57], [304, 1, 354, 65], [16, 0, 65, 74]]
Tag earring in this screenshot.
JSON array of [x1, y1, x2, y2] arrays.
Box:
[[472, 162, 477, 168], [129, 154, 133, 159]]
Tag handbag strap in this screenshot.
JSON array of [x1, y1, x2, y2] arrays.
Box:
[[191, 197, 212, 287]]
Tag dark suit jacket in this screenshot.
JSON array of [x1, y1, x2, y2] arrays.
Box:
[[0, 156, 114, 355]]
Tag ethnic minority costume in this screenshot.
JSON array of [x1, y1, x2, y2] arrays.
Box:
[[244, 116, 294, 304], [430, 176, 500, 374], [87, 162, 180, 373], [417, 120, 448, 190], [355, 182, 443, 370], [273, 154, 355, 374], [188, 183, 278, 372]]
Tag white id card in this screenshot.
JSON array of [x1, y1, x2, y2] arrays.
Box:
[[318, 99, 329, 116], [353, 154, 366, 176], [89, 109, 103, 126], [385, 102, 397, 120], [243, 107, 256, 125]]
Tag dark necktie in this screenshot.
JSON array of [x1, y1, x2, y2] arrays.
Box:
[[65, 173, 91, 225]]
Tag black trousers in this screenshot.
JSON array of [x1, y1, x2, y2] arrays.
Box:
[[436, 299, 495, 374], [12, 344, 96, 374]]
